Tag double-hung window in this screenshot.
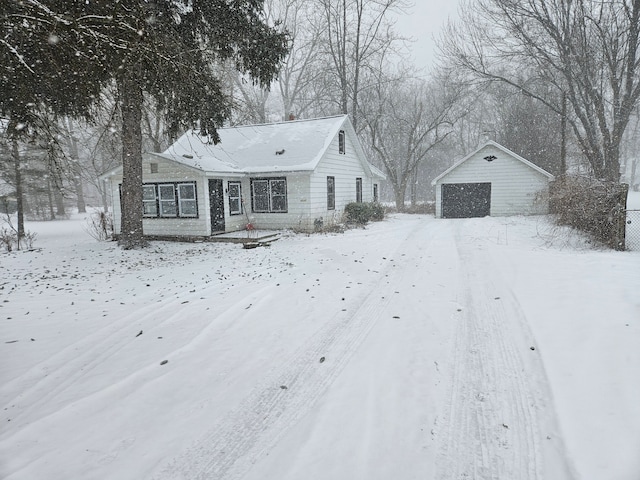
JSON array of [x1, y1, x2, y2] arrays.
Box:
[[140, 182, 198, 218], [177, 183, 197, 217], [327, 176, 335, 210], [228, 181, 242, 215], [251, 178, 287, 213], [158, 184, 177, 217], [143, 185, 158, 217]]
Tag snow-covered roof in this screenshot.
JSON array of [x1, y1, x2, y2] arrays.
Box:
[[158, 115, 352, 174], [431, 140, 555, 185]]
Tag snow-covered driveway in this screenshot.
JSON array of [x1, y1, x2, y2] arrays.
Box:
[[1, 214, 638, 479]]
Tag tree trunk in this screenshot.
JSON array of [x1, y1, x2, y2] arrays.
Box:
[[559, 91, 567, 179], [10, 134, 24, 249], [73, 175, 86, 213], [410, 168, 419, 207], [393, 182, 407, 212], [66, 118, 86, 213], [54, 190, 66, 216], [117, 71, 146, 249], [46, 174, 55, 220]]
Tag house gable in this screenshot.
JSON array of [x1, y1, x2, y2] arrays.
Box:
[[432, 141, 554, 185], [432, 141, 555, 218]]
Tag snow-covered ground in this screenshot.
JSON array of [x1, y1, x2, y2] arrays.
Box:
[[1, 212, 638, 480]]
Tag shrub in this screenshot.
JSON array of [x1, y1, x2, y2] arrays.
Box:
[[369, 202, 385, 221], [549, 176, 628, 250], [85, 210, 114, 241], [344, 202, 385, 225]]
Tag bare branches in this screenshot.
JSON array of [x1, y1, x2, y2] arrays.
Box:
[[439, 0, 640, 182]]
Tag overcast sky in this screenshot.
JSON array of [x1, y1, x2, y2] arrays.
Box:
[[392, 1, 460, 72]]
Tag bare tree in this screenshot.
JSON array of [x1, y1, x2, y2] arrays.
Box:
[[267, 0, 329, 120], [362, 73, 461, 210], [318, 0, 409, 130], [440, 0, 640, 182]]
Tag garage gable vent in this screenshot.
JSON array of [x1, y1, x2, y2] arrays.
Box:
[[484, 155, 497, 162]]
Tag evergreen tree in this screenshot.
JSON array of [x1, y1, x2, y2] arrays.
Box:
[[2, 1, 289, 248]]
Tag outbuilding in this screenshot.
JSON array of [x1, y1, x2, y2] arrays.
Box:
[[432, 141, 554, 218], [102, 115, 385, 237]]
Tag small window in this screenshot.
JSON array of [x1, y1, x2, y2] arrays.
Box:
[[228, 181, 242, 215], [327, 176, 335, 210], [356, 177, 362, 203], [251, 178, 287, 213], [270, 179, 287, 212], [158, 184, 177, 217], [373, 183, 378, 203], [143, 185, 157, 216], [177, 183, 197, 217], [339, 130, 346, 154], [150, 163, 158, 173]]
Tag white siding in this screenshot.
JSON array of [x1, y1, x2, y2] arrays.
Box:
[[243, 174, 312, 231], [108, 156, 209, 236], [434, 144, 551, 218], [309, 128, 373, 228]]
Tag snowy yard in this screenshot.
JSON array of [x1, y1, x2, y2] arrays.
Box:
[[1, 212, 639, 480]]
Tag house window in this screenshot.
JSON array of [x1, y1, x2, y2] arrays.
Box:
[[141, 182, 198, 218], [339, 130, 346, 154], [251, 177, 287, 213], [356, 177, 362, 203], [150, 163, 159, 173], [177, 183, 197, 217], [228, 181, 242, 215], [373, 183, 378, 203], [143, 185, 158, 217], [158, 184, 177, 217], [327, 176, 335, 210]]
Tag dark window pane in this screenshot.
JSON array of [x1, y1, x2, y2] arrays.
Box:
[[271, 179, 286, 195], [178, 184, 195, 200], [253, 180, 269, 211], [143, 185, 156, 201], [271, 195, 287, 212]]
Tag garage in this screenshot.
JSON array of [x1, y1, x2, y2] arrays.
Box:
[[441, 182, 491, 218], [432, 141, 554, 219]]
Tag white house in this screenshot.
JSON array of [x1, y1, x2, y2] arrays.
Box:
[[102, 115, 385, 237], [432, 141, 555, 218]]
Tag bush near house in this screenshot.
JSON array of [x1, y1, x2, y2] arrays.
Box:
[[344, 202, 385, 225], [549, 176, 628, 250]]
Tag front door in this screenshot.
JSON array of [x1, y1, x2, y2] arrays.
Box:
[[208, 179, 225, 233]]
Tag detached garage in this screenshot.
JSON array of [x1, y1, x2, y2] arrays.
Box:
[[432, 141, 555, 218]]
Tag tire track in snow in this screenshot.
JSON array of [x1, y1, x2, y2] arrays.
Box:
[[0, 279, 280, 429], [154, 219, 438, 480], [436, 221, 545, 480]]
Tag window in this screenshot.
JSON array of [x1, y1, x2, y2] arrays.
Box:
[[158, 184, 177, 217], [356, 177, 362, 203], [338, 130, 346, 154], [150, 163, 158, 173], [140, 182, 198, 218], [143, 185, 158, 217], [228, 181, 242, 215], [251, 178, 287, 213], [327, 176, 335, 210], [373, 183, 378, 203], [177, 183, 197, 217]]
